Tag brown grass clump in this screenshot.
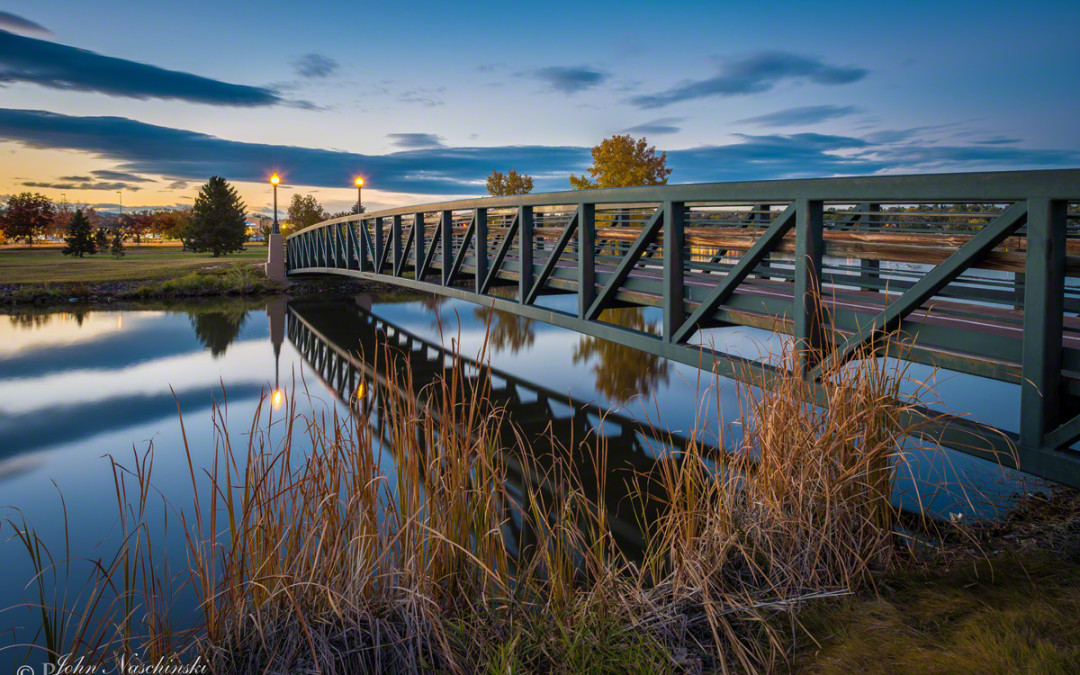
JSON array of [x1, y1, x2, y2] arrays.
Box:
[[5, 329, 927, 673]]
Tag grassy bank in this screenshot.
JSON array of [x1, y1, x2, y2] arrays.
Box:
[[0, 243, 267, 285], [0, 244, 425, 305], [3, 266, 282, 305], [4, 332, 1078, 672], [795, 489, 1080, 673]]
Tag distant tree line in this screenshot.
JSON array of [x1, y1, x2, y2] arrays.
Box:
[[0, 176, 252, 257]]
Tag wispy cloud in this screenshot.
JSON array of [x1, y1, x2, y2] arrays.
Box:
[[736, 104, 861, 128], [291, 53, 338, 79], [397, 87, 446, 107], [0, 30, 285, 106], [89, 169, 155, 183], [387, 133, 446, 149], [530, 66, 608, 94], [24, 180, 143, 191], [630, 52, 868, 109], [1, 109, 1075, 196], [0, 11, 51, 37], [624, 117, 684, 135]]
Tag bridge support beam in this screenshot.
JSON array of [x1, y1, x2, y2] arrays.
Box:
[[519, 206, 534, 303], [578, 203, 595, 320], [794, 198, 824, 373], [663, 201, 684, 342], [265, 232, 286, 281], [475, 208, 487, 293], [441, 210, 453, 287], [414, 213, 425, 280], [1021, 198, 1066, 453]]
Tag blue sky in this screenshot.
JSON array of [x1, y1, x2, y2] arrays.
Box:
[[1, 0, 1078, 214]]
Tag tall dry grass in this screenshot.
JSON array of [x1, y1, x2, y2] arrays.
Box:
[[4, 328, 931, 673]]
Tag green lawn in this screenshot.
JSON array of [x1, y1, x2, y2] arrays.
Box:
[[0, 244, 269, 285], [796, 550, 1080, 673]]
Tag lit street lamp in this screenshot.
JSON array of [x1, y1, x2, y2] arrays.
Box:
[[355, 176, 364, 215], [264, 172, 286, 281], [270, 173, 281, 234]]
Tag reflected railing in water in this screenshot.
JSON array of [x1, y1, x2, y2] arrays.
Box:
[[285, 297, 710, 560]]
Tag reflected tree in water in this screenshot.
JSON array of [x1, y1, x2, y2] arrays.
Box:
[[473, 305, 535, 353], [419, 295, 449, 312], [572, 307, 669, 404], [190, 310, 249, 357], [9, 313, 54, 330]]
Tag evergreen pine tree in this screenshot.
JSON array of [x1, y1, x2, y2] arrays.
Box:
[[187, 176, 247, 256], [62, 209, 96, 257], [94, 227, 109, 253], [111, 228, 125, 258]]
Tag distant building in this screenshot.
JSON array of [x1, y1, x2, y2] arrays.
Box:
[[245, 215, 273, 241]]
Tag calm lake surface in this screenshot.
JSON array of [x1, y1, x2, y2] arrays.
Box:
[[0, 292, 1047, 660]]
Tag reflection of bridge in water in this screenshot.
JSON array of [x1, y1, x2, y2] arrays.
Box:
[[285, 297, 701, 555]]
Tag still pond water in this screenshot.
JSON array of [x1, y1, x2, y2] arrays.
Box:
[[0, 292, 1046, 658]]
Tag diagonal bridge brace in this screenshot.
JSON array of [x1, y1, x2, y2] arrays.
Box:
[[673, 203, 797, 344], [395, 216, 417, 277], [417, 219, 442, 281], [585, 205, 664, 320], [447, 210, 478, 286], [525, 209, 579, 305], [481, 209, 520, 294], [809, 201, 1029, 379]]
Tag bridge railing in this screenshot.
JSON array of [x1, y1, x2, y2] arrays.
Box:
[[286, 169, 1080, 487]]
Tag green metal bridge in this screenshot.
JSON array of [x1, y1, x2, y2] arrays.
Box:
[[285, 169, 1080, 488]]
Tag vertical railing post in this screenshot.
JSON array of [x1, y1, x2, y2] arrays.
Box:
[[374, 217, 384, 274], [359, 219, 369, 272], [414, 213, 425, 280], [861, 203, 881, 292], [1020, 198, 1066, 452], [1014, 271, 1026, 310], [335, 223, 344, 268], [794, 198, 825, 372], [578, 203, 595, 320], [663, 201, 684, 341], [342, 223, 351, 270], [348, 221, 359, 270], [475, 207, 488, 294], [441, 210, 453, 286], [519, 205, 534, 303], [391, 214, 403, 276]]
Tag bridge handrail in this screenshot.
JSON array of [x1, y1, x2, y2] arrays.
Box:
[[289, 169, 1080, 238]]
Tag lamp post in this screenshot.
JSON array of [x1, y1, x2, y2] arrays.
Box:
[[355, 176, 364, 215], [265, 172, 286, 281], [270, 173, 280, 234], [117, 190, 123, 217]]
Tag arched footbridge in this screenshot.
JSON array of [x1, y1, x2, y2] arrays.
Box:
[[285, 169, 1080, 488]]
